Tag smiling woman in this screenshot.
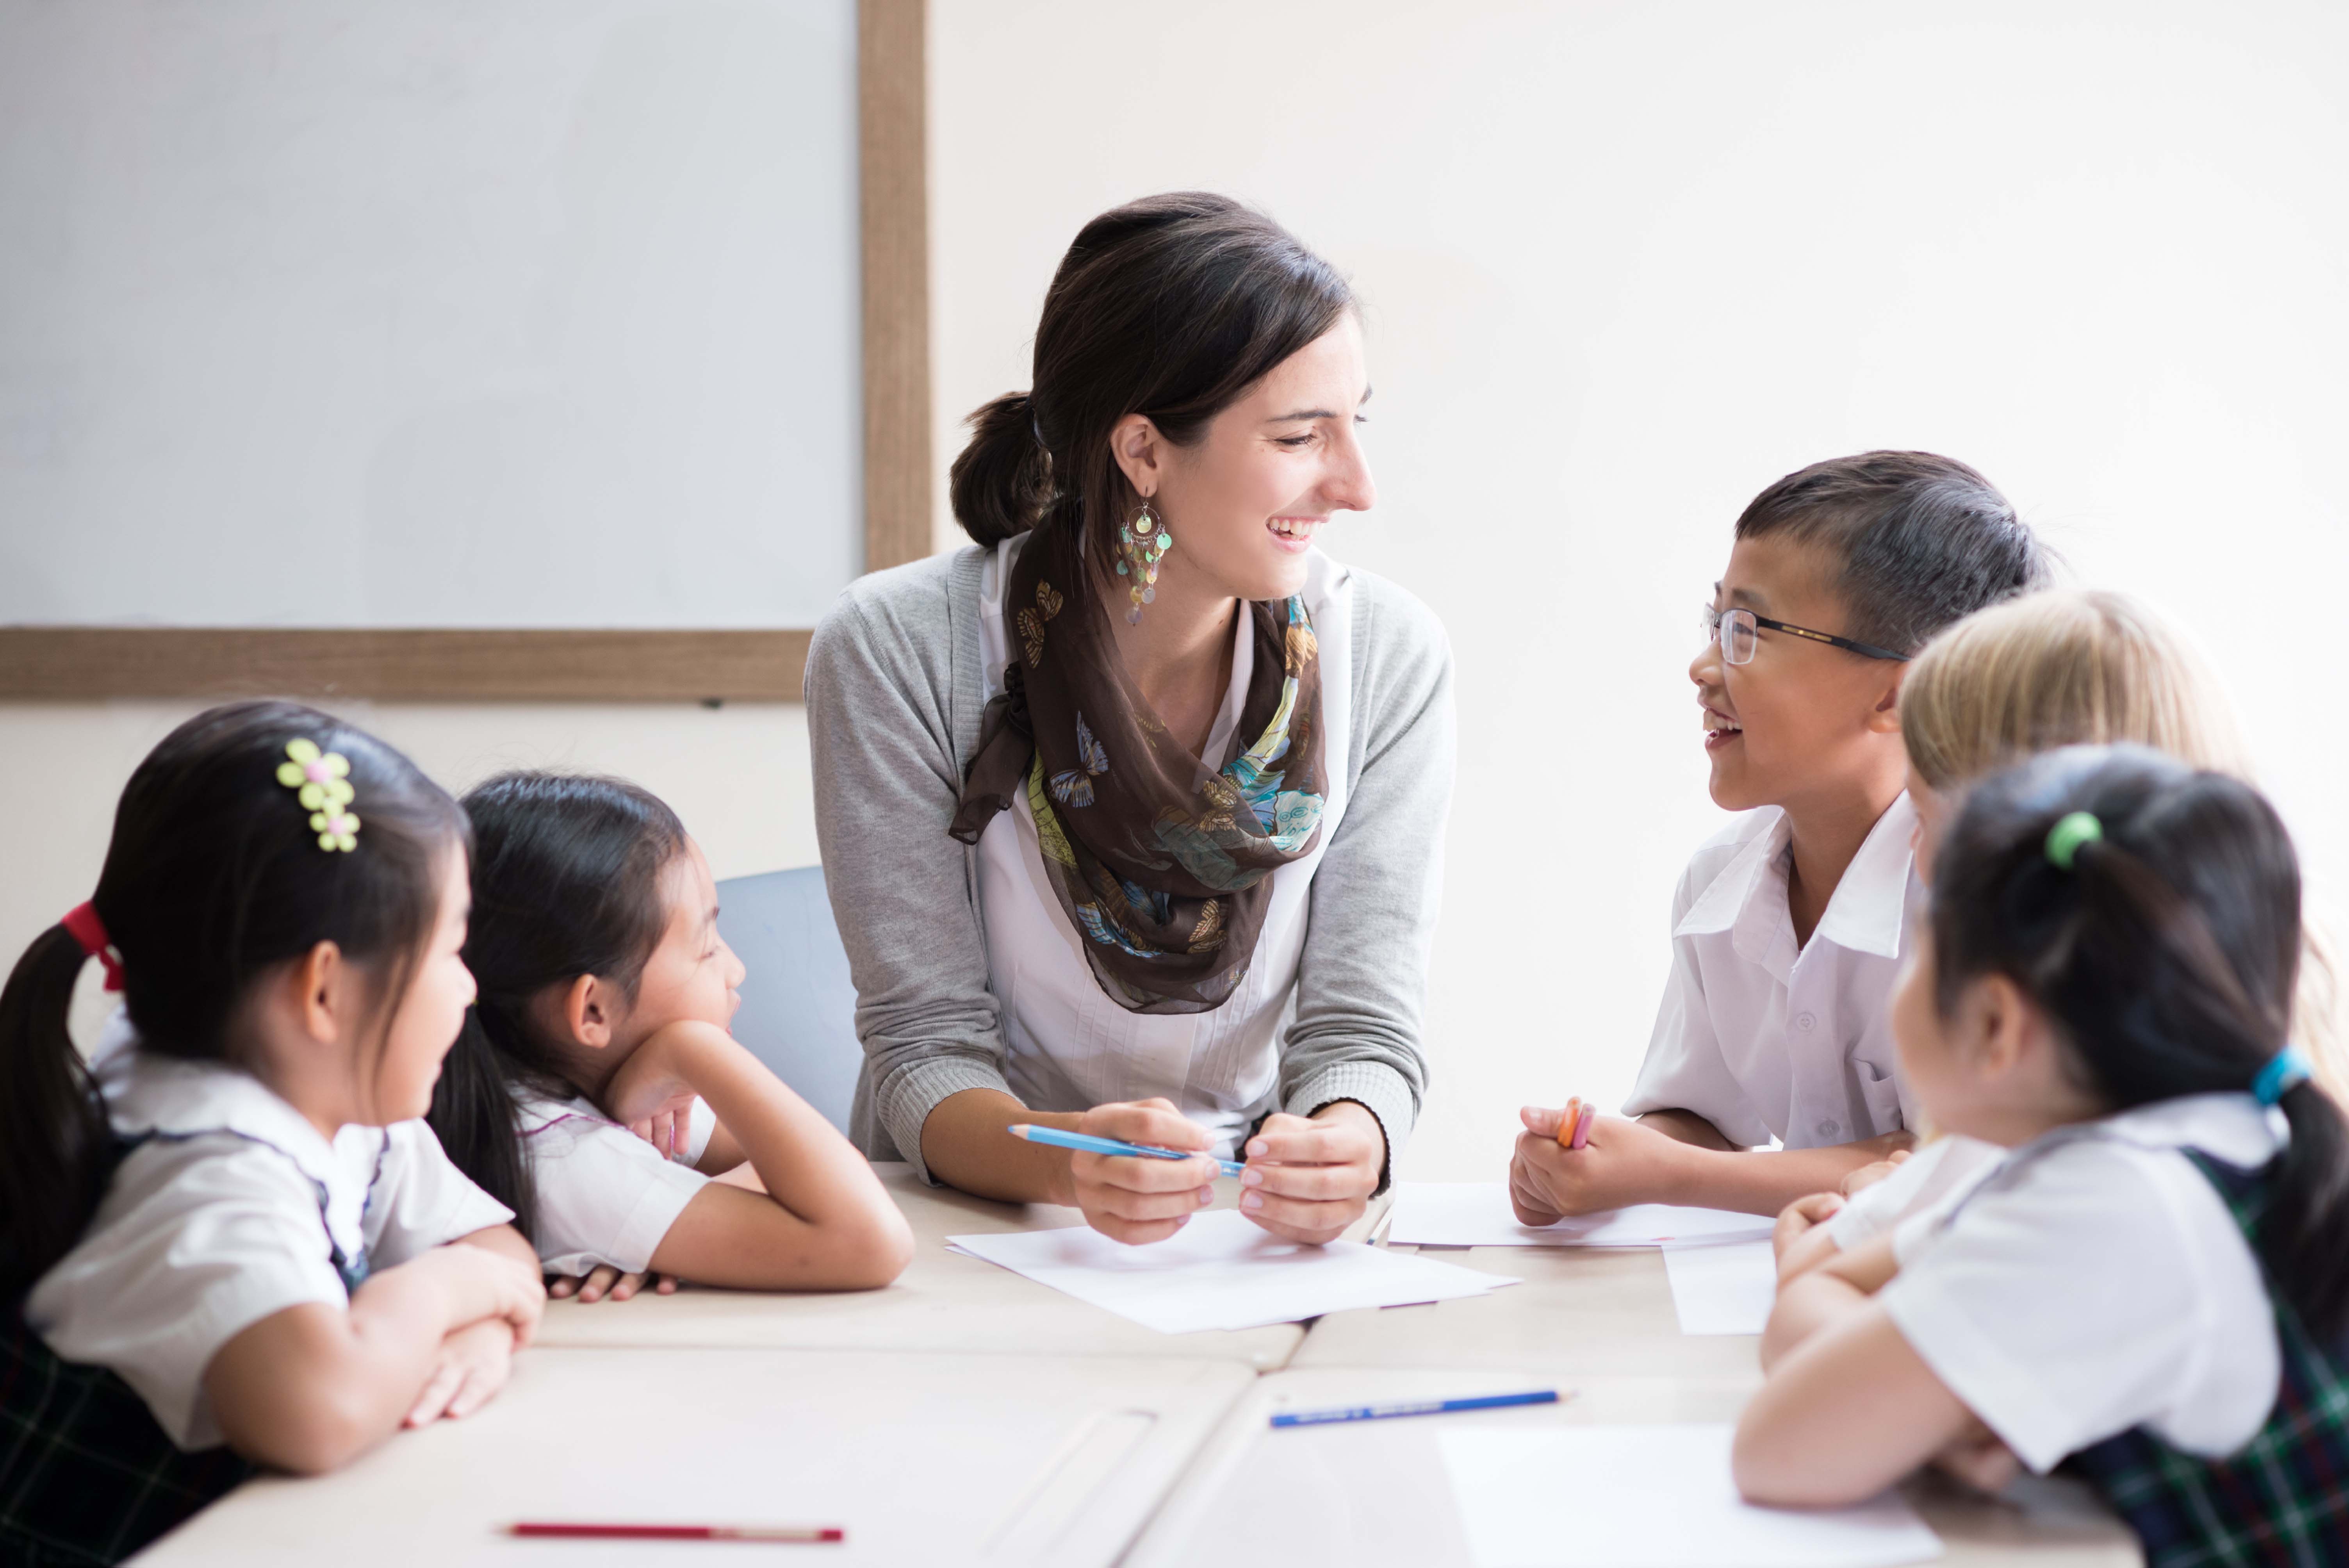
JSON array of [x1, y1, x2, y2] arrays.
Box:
[[804, 192, 1455, 1247]]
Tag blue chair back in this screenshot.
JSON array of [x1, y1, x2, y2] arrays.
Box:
[[713, 866, 861, 1135]]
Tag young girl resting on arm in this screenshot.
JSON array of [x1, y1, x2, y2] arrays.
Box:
[[0, 702, 544, 1566], [427, 772, 911, 1302], [1736, 744, 2349, 1566]]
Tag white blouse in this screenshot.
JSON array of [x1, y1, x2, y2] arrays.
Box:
[[27, 1015, 512, 1448], [972, 538, 1355, 1158], [1880, 1095, 2284, 1471], [514, 1089, 713, 1276], [1622, 795, 1922, 1147]]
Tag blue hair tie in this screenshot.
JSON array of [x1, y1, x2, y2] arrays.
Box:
[[2252, 1046, 2312, 1107]]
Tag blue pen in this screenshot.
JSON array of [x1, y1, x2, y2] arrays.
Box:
[[1007, 1123, 1245, 1177], [1269, 1390, 1561, 1429]]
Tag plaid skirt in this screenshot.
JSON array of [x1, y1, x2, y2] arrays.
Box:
[[0, 1305, 250, 1567]]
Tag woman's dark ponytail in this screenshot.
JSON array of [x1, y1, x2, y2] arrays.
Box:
[[1936, 744, 2349, 1338], [949, 392, 1053, 548], [0, 928, 111, 1292]]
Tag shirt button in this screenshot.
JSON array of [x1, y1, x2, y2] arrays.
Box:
[[1815, 1119, 1840, 1139], [1795, 1012, 1818, 1031]]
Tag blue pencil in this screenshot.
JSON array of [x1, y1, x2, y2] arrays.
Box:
[[1007, 1123, 1244, 1177], [1269, 1390, 1561, 1429]]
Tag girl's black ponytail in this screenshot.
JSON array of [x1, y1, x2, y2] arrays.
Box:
[[1936, 744, 2349, 1338], [2, 700, 468, 1294], [425, 1014, 538, 1245], [0, 927, 112, 1292]]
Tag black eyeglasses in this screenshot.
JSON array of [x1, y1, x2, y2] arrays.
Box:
[[1701, 605, 1909, 666]]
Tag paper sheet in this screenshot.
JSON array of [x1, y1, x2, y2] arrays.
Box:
[[1662, 1239, 1778, 1335], [1438, 1426, 1943, 1567], [945, 1210, 1516, 1334], [1386, 1183, 1774, 1248]]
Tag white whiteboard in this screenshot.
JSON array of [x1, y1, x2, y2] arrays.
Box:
[[0, 0, 861, 629]]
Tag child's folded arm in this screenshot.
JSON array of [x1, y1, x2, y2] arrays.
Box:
[[615, 1020, 914, 1292], [1735, 1297, 1974, 1507]]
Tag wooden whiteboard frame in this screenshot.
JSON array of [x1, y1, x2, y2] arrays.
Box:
[[0, 0, 929, 704]]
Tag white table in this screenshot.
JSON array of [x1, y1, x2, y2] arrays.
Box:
[[134, 1348, 1256, 1568], [529, 1163, 1306, 1369], [1125, 1367, 2142, 1567], [1293, 1240, 1778, 1377]]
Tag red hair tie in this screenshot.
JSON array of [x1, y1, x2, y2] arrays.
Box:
[[61, 902, 124, 992]]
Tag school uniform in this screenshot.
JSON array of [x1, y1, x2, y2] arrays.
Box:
[[1622, 795, 1921, 1148], [2, 1015, 510, 1566], [513, 1089, 713, 1277], [1876, 1096, 2349, 1566], [1819, 1133, 2002, 1253]]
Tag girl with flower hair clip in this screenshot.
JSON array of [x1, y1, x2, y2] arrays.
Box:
[[0, 702, 544, 1565]]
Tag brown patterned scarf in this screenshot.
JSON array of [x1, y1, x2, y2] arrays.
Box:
[[948, 524, 1328, 1013]]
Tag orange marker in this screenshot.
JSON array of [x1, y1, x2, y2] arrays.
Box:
[[1556, 1097, 1583, 1149]]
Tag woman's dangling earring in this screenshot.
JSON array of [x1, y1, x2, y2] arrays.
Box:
[[1114, 500, 1174, 625]]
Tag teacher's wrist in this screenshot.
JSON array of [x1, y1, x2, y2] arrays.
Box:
[[1309, 1098, 1387, 1168]]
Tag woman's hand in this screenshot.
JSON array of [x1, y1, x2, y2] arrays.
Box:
[[403, 1318, 517, 1428], [1239, 1102, 1384, 1245], [546, 1265, 680, 1304], [1509, 1107, 1695, 1222], [1066, 1098, 1221, 1246]]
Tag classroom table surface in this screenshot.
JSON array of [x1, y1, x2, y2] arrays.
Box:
[[133, 1347, 1257, 1568], [528, 1162, 1333, 1369], [1292, 1238, 1773, 1377], [1124, 1367, 2142, 1567]]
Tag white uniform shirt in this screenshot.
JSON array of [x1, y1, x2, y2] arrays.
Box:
[[516, 1089, 713, 1277], [26, 1016, 512, 1449], [1623, 796, 1921, 1148], [971, 539, 1355, 1158], [1881, 1095, 2284, 1473]]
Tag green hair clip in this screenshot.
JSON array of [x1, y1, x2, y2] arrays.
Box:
[[275, 738, 360, 852], [2044, 810, 2102, 871]]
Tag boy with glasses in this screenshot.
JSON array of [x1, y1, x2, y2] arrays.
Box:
[[1512, 452, 2046, 1220]]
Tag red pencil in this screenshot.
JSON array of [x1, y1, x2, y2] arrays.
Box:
[[509, 1522, 844, 1543]]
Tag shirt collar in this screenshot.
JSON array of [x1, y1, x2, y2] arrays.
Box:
[[1673, 793, 1919, 966], [91, 1009, 348, 1197], [1812, 792, 1920, 961], [2079, 1092, 2287, 1169]]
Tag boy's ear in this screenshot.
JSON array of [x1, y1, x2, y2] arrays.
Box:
[[1865, 659, 1910, 735]]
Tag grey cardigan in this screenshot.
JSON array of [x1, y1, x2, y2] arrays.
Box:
[[803, 545, 1455, 1184]]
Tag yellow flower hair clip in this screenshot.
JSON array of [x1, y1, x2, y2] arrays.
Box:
[[275, 738, 360, 852]]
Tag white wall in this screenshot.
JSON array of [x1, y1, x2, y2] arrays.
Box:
[[930, 0, 2349, 1178], [6, 1, 2345, 1186]]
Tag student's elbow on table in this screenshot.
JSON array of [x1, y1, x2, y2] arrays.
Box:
[[1730, 1404, 1879, 1510]]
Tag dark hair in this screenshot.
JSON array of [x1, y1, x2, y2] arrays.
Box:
[[0, 701, 467, 1290], [1734, 451, 2047, 654], [425, 772, 687, 1242], [1933, 743, 2349, 1336], [950, 191, 1355, 583]]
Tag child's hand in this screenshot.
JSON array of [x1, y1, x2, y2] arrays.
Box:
[[1772, 1191, 1845, 1260], [1840, 1147, 1911, 1197], [627, 1105, 695, 1161], [1508, 1108, 1694, 1221], [1930, 1420, 2022, 1494], [604, 1019, 731, 1133], [546, 1265, 681, 1304], [432, 1241, 547, 1347], [403, 1318, 517, 1427]]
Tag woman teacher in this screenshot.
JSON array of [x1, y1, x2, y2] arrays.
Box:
[[806, 193, 1453, 1245]]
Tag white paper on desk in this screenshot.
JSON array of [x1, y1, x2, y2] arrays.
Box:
[[1662, 1239, 1777, 1335], [945, 1210, 1515, 1334], [1438, 1426, 1942, 1567], [1387, 1183, 1774, 1248]]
